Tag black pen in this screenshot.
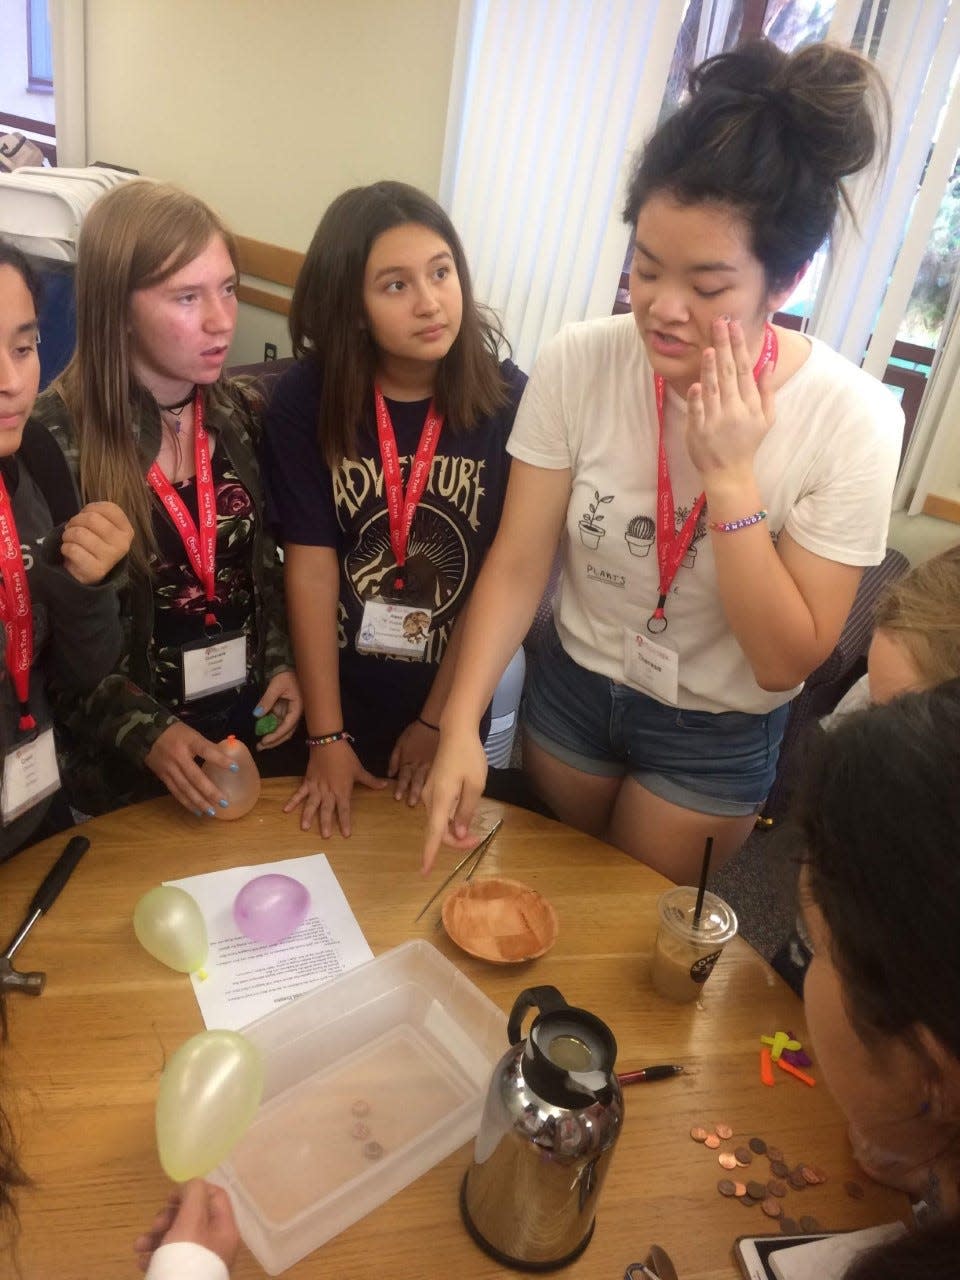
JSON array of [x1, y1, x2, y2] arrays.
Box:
[[617, 1064, 684, 1085]]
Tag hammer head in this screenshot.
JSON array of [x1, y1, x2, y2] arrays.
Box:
[[0, 957, 45, 995]]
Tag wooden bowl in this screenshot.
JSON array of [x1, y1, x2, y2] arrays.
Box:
[[441, 877, 558, 964]]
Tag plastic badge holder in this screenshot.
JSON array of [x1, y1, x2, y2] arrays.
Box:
[[210, 939, 507, 1274]]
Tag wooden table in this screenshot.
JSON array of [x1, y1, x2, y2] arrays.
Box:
[[0, 783, 906, 1279]]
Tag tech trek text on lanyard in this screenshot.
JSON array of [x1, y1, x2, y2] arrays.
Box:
[[646, 322, 778, 636], [147, 394, 247, 701], [356, 386, 443, 659], [0, 472, 61, 824], [375, 385, 443, 593]]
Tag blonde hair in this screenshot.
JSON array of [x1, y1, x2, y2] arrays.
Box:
[[55, 180, 238, 574], [874, 545, 960, 687]]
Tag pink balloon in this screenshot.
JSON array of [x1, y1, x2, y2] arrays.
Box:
[[233, 874, 311, 945]]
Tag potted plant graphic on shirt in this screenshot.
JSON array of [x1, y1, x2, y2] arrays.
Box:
[[676, 503, 708, 567], [625, 513, 655, 557], [579, 490, 614, 549]]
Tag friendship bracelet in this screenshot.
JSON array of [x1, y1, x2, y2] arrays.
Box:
[[305, 729, 355, 748], [417, 716, 440, 732], [709, 508, 768, 534]]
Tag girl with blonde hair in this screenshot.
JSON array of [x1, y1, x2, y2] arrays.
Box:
[[32, 180, 301, 818]]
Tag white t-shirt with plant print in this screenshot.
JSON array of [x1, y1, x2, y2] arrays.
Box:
[[507, 315, 903, 715]]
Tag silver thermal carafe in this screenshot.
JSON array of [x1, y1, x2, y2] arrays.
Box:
[[461, 985, 623, 1270]]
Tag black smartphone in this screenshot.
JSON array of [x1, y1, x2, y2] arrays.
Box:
[[734, 1233, 833, 1280]]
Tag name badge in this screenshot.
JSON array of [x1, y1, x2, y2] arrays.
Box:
[[356, 599, 433, 659], [2, 726, 61, 825], [622, 627, 679, 705], [181, 631, 248, 702]]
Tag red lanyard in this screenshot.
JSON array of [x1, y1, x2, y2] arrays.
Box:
[[147, 393, 219, 628], [374, 385, 443, 593], [648, 324, 778, 634], [0, 472, 36, 732]]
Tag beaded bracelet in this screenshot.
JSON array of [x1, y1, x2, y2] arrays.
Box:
[[417, 716, 440, 732], [709, 508, 768, 534], [305, 730, 355, 747]]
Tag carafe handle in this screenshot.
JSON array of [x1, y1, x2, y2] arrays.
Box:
[[507, 985, 569, 1044]]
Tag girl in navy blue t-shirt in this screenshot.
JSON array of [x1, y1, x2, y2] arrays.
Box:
[[264, 181, 525, 837]]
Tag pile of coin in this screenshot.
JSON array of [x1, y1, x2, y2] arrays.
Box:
[[352, 1099, 385, 1160], [690, 1121, 864, 1233]]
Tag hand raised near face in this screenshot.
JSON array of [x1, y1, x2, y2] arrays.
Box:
[[685, 318, 776, 483]]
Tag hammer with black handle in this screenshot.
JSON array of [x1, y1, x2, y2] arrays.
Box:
[[0, 835, 90, 995]]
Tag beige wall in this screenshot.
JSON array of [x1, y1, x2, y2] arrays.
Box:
[[82, 0, 460, 361]]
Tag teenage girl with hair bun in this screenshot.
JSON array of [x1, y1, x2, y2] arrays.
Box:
[[424, 40, 904, 881]]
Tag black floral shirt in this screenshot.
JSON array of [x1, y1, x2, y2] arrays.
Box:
[[151, 446, 257, 715]]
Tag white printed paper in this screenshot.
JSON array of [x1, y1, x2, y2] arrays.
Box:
[[166, 854, 373, 1030]]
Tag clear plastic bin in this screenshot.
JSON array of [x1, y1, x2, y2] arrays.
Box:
[[210, 940, 506, 1274]]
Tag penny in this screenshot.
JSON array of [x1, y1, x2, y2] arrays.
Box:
[[747, 1180, 767, 1200], [801, 1165, 820, 1185], [733, 1181, 747, 1197], [808, 1165, 828, 1185], [350, 1120, 370, 1140], [771, 1159, 789, 1178], [761, 1197, 783, 1219], [787, 1170, 807, 1190], [690, 1125, 709, 1142], [749, 1137, 768, 1155], [363, 1140, 384, 1160], [767, 1145, 784, 1162], [734, 1146, 753, 1165], [704, 1134, 721, 1149], [717, 1178, 738, 1197], [718, 1152, 738, 1170], [799, 1215, 822, 1233], [715, 1122, 734, 1140], [740, 1194, 758, 1207], [780, 1216, 799, 1235], [351, 1099, 371, 1118], [845, 1180, 865, 1199], [767, 1179, 787, 1198]]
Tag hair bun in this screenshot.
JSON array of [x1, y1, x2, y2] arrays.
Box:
[[689, 39, 888, 184], [777, 43, 887, 179]]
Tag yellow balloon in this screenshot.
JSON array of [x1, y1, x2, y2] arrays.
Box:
[[133, 885, 208, 973], [156, 1030, 264, 1181]]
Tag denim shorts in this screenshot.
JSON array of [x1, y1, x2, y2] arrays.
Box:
[[522, 625, 791, 817]]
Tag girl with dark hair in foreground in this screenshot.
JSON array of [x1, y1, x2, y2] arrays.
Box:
[[798, 679, 960, 1277]]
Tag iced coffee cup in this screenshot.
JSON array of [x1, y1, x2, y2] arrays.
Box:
[[651, 887, 738, 1003]]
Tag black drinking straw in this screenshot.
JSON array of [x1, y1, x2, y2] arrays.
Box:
[[692, 836, 714, 929]]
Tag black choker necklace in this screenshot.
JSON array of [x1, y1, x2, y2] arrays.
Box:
[[158, 387, 196, 414]]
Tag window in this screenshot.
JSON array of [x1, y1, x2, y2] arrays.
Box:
[[0, 0, 56, 163]]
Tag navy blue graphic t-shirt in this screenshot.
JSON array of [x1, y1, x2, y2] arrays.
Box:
[[263, 357, 526, 772]]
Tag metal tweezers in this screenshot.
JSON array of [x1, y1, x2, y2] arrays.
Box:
[[413, 818, 503, 924]]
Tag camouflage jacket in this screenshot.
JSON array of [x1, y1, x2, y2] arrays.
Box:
[[30, 380, 294, 812]]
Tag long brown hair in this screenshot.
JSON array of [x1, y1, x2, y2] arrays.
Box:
[[289, 181, 508, 466], [55, 180, 238, 574]]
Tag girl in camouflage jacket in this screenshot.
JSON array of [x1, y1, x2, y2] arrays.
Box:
[[31, 182, 301, 818]]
